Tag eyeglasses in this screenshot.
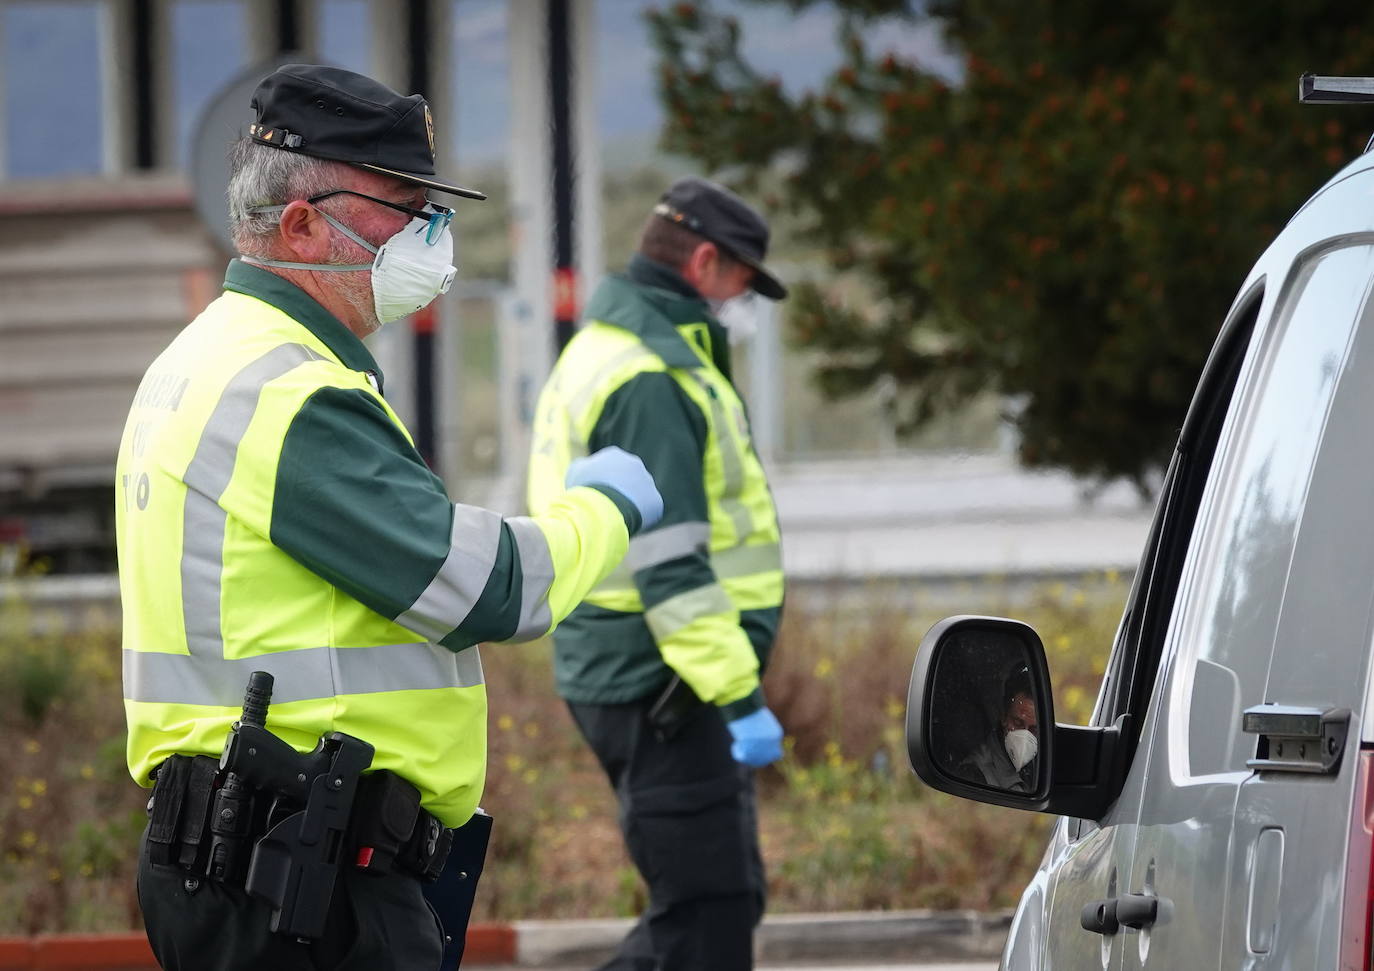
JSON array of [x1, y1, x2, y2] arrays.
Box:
[[308, 189, 454, 245]]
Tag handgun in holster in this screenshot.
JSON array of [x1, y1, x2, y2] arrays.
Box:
[[213, 670, 374, 941]]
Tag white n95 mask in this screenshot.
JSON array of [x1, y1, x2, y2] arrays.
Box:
[[708, 293, 763, 345], [244, 207, 457, 325], [317, 211, 456, 324], [1004, 729, 1038, 772]]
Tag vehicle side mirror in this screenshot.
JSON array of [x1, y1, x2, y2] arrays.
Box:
[[906, 615, 1128, 819]]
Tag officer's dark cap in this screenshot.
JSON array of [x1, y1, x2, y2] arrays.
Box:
[[654, 177, 787, 300], [248, 64, 485, 201]]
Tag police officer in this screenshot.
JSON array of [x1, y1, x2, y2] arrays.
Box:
[[118, 64, 662, 971], [527, 178, 788, 970]]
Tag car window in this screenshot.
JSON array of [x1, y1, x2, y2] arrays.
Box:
[[1169, 243, 1373, 776], [1090, 281, 1263, 771]]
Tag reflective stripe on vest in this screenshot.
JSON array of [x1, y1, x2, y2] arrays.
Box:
[[567, 343, 658, 421], [181, 343, 326, 658], [596, 537, 783, 593], [506, 516, 556, 639], [626, 521, 711, 571], [645, 582, 735, 642], [682, 370, 754, 543], [395, 504, 505, 641], [124, 642, 484, 706]]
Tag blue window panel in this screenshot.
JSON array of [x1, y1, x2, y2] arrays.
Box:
[[596, 0, 660, 142], [171, 0, 248, 168], [3, 1, 104, 179], [317, 0, 370, 75], [452, 0, 507, 167]]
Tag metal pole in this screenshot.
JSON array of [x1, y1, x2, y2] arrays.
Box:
[[573, 0, 603, 290], [749, 299, 782, 466], [406, 0, 437, 469], [506, 1, 554, 496], [131, 0, 157, 169], [274, 0, 300, 51], [547, 0, 577, 353], [247, 0, 314, 62]]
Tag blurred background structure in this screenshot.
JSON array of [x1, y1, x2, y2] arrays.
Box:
[[0, 0, 1179, 603]]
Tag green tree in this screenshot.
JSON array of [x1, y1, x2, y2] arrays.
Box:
[[649, 1, 1374, 484]]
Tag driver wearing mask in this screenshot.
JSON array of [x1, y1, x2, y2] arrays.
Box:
[[960, 666, 1039, 792]]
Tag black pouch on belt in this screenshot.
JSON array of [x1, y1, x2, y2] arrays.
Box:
[[147, 755, 221, 868], [350, 771, 424, 875], [176, 756, 220, 869], [147, 756, 192, 866]]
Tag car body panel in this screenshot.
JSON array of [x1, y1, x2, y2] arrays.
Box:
[[1002, 148, 1374, 970]]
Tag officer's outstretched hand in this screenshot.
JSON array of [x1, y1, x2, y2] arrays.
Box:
[[726, 707, 784, 768], [565, 446, 664, 532]]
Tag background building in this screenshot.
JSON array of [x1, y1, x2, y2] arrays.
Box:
[[0, 0, 1151, 593]]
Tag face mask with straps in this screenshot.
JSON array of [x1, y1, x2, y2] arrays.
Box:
[[245, 189, 457, 325], [707, 291, 764, 346]]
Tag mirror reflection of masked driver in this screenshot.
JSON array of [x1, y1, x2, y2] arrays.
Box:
[[960, 667, 1038, 792]]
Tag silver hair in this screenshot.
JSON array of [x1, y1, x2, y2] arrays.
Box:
[[225, 138, 350, 257]]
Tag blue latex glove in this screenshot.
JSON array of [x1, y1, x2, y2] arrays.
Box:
[[565, 446, 664, 531], [726, 707, 784, 768]]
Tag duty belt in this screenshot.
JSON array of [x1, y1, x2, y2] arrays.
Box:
[[147, 756, 454, 884]]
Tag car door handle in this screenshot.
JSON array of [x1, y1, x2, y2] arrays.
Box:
[[1080, 897, 1119, 935], [1080, 893, 1158, 935], [1115, 892, 1159, 929]]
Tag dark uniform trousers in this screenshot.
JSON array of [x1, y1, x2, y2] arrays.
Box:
[[568, 694, 766, 971], [137, 828, 446, 971]]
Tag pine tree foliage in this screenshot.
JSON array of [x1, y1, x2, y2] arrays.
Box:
[[648, 1, 1374, 484]]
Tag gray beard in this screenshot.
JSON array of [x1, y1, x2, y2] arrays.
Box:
[[326, 235, 381, 336]]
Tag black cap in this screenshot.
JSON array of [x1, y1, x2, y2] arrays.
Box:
[[654, 177, 787, 300], [248, 64, 485, 201]]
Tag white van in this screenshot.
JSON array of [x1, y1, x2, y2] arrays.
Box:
[[905, 76, 1374, 970]]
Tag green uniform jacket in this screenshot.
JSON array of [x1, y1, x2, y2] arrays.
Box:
[[118, 260, 640, 826], [528, 256, 785, 720]]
